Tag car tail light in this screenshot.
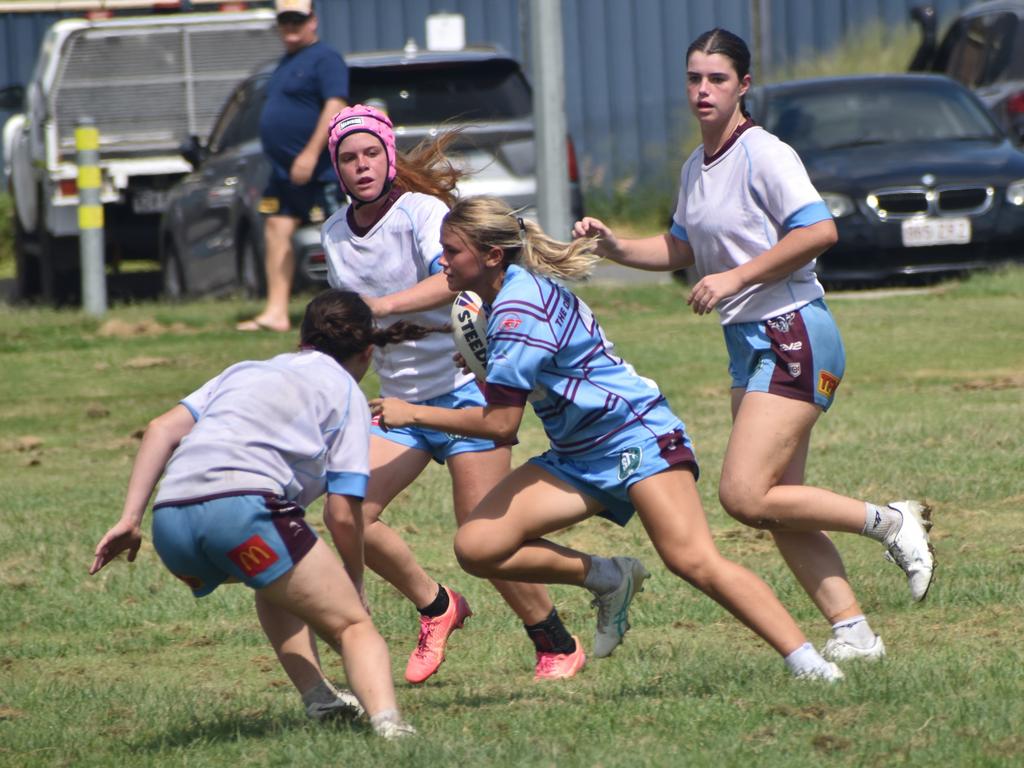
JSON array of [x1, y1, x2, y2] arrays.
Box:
[[566, 137, 579, 183], [58, 179, 78, 197], [1007, 91, 1024, 116], [309, 252, 326, 264]]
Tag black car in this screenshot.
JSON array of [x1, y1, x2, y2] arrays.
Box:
[[745, 74, 1024, 282], [159, 44, 584, 299], [910, 1, 1024, 143]]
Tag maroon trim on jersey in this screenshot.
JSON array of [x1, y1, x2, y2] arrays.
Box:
[[270, 510, 317, 565], [703, 117, 755, 164], [346, 184, 405, 237], [764, 309, 816, 405], [657, 429, 700, 481], [483, 381, 530, 406]]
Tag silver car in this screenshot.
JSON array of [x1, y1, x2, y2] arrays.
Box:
[[159, 44, 583, 298]]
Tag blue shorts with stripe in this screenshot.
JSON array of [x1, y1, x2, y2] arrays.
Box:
[[723, 298, 845, 411], [372, 379, 509, 463], [151, 493, 318, 597], [529, 416, 699, 527]]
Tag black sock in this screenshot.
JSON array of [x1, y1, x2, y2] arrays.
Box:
[[524, 608, 576, 654], [418, 584, 450, 618]]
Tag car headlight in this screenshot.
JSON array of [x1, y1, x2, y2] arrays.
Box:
[[1007, 179, 1024, 206], [821, 192, 856, 218]]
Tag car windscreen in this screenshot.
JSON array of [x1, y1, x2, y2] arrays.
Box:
[[761, 80, 1002, 152], [348, 59, 532, 126]]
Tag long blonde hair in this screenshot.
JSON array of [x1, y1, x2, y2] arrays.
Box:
[[443, 196, 599, 281]]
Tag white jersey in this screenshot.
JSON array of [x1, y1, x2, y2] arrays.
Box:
[[322, 191, 473, 401], [154, 350, 371, 510], [671, 125, 830, 324]]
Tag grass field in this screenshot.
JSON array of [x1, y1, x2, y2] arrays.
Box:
[[1, 266, 1022, 767]]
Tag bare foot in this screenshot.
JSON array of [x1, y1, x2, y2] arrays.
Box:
[[236, 317, 290, 332]]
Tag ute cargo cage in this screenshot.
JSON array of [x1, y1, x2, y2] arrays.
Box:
[[47, 12, 281, 162]]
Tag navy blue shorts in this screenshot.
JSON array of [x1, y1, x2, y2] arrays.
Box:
[[259, 176, 344, 224]]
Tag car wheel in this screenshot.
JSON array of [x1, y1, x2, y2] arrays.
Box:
[[162, 240, 187, 300], [238, 231, 265, 298], [13, 209, 41, 302]]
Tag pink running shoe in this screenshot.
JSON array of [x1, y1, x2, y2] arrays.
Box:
[[405, 587, 472, 684], [533, 636, 586, 681]]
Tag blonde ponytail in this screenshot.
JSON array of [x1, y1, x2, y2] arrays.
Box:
[[444, 196, 599, 281]]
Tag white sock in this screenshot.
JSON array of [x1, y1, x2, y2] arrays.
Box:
[[583, 555, 621, 595], [301, 678, 340, 708], [370, 708, 402, 729], [861, 502, 901, 543], [784, 642, 832, 676], [832, 614, 877, 648]]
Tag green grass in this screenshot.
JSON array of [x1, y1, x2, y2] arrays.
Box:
[[2, 268, 1023, 766]]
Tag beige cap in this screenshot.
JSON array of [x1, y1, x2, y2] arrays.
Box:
[[275, 0, 312, 16]]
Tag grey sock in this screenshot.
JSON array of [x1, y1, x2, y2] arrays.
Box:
[[862, 502, 901, 543], [583, 555, 621, 595], [784, 641, 831, 676], [301, 678, 340, 708], [832, 615, 876, 648]]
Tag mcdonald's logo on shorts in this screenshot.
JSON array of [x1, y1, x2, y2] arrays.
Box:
[[228, 534, 280, 577], [817, 370, 840, 399]]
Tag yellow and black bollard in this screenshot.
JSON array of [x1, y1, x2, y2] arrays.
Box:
[[76, 118, 107, 315]]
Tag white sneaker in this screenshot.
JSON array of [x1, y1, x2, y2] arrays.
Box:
[[794, 661, 845, 682], [882, 500, 935, 602], [374, 719, 417, 740], [822, 634, 886, 662], [305, 689, 365, 722], [591, 556, 650, 658]]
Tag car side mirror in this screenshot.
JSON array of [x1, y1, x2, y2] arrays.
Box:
[[0, 84, 25, 110], [179, 135, 207, 169]]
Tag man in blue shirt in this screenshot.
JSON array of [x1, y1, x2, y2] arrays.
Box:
[[238, 0, 348, 333]]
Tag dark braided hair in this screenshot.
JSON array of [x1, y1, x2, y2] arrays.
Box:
[[300, 289, 442, 366]]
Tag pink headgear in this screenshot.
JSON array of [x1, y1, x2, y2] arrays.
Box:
[[327, 104, 397, 202]]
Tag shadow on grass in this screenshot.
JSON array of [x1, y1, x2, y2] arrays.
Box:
[[133, 710, 372, 751]]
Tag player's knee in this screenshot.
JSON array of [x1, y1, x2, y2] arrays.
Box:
[[453, 529, 496, 577], [660, 548, 715, 590], [718, 484, 771, 529]]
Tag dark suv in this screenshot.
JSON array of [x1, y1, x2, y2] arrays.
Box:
[[910, 1, 1024, 142], [159, 44, 584, 298]]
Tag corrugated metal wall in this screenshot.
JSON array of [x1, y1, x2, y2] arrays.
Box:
[[1, 0, 979, 194]]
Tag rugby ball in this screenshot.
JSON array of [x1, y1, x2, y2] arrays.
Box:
[[451, 291, 489, 380]]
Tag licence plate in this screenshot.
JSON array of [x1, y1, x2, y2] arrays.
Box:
[[132, 189, 170, 214], [900, 217, 971, 247]]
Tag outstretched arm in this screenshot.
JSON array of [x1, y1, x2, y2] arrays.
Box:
[[89, 405, 195, 575], [572, 216, 694, 271], [370, 398, 525, 445], [361, 272, 455, 318]]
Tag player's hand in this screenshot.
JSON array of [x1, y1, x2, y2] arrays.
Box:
[[572, 216, 618, 259], [289, 151, 316, 186], [452, 352, 472, 376], [89, 520, 142, 575], [686, 270, 744, 315], [368, 397, 416, 430]]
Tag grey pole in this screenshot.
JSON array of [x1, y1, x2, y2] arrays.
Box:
[[528, 0, 572, 238], [75, 117, 107, 316]]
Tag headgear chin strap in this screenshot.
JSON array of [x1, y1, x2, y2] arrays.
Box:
[[327, 104, 398, 205]]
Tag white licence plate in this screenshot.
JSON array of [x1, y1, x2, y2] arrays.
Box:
[[900, 217, 971, 247], [132, 189, 170, 214]]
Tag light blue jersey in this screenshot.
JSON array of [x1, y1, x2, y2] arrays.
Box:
[[482, 265, 681, 460]]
